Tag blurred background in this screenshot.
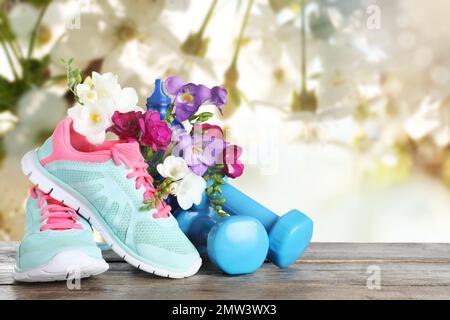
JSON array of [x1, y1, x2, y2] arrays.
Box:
[[0, 0, 449, 242]]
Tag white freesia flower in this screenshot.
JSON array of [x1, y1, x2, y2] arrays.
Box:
[[76, 82, 98, 105], [69, 71, 142, 144], [76, 72, 140, 112], [114, 87, 140, 113], [168, 183, 179, 196], [91, 72, 121, 99], [172, 171, 207, 210], [157, 156, 189, 181], [68, 98, 115, 145]]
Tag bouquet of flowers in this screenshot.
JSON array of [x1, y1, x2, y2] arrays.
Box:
[[65, 61, 244, 217]]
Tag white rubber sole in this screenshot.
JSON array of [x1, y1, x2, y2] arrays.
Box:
[[13, 250, 109, 282], [21, 150, 202, 279]]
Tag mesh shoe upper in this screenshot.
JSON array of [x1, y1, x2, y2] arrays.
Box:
[[16, 188, 103, 272], [37, 118, 199, 272]]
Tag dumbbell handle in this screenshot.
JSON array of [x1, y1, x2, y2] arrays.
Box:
[[219, 183, 278, 231]]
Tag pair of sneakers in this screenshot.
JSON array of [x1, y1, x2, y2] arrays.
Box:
[[14, 118, 201, 282]]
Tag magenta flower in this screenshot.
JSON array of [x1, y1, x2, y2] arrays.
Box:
[[139, 111, 171, 151], [222, 145, 244, 179], [192, 123, 224, 139], [107, 111, 143, 140], [164, 76, 228, 122]]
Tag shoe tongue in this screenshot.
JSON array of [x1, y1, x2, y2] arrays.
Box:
[[112, 142, 144, 163]]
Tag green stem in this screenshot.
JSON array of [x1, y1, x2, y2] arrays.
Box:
[[301, 0, 307, 93], [231, 0, 254, 67], [27, 2, 49, 59], [197, 0, 219, 38], [0, 19, 23, 62], [164, 102, 175, 124], [1, 17, 23, 61], [0, 34, 19, 79], [10, 38, 23, 60], [157, 178, 174, 195], [0, 15, 20, 78]]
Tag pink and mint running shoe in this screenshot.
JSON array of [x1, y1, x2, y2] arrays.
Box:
[[21, 118, 201, 278], [14, 187, 108, 282]]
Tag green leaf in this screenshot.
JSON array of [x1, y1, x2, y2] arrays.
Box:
[[217, 210, 229, 218], [0, 76, 29, 113], [188, 113, 199, 122], [189, 111, 214, 124], [197, 112, 214, 122], [65, 61, 83, 104], [212, 197, 225, 204], [21, 55, 51, 86]]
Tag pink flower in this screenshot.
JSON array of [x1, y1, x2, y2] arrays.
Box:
[[191, 123, 224, 139], [222, 145, 244, 179], [139, 111, 171, 151], [107, 111, 143, 140]]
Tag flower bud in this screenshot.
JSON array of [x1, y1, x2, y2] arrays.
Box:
[[291, 89, 317, 113]]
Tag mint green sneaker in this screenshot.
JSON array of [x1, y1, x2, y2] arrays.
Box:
[[14, 187, 108, 282], [21, 118, 201, 278]]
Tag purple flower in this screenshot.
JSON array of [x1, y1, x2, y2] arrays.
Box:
[[210, 86, 227, 114], [172, 131, 225, 176], [139, 111, 172, 151], [164, 76, 228, 122], [171, 125, 187, 144]]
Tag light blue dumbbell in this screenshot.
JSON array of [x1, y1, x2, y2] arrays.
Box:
[[175, 204, 269, 275], [217, 184, 313, 268], [175, 204, 217, 255]]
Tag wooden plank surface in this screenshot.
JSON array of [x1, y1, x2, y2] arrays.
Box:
[[1, 242, 449, 300]]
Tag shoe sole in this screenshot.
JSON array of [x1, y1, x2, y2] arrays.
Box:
[[21, 150, 202, 279], [13, 250, 109, 282]]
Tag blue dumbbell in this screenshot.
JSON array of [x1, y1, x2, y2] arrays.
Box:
[[175, 204, 217, 255], [216, 184, 313, 268], [174, 204, 269, 275]]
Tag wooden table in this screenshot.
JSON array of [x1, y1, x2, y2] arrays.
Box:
[[1, 242, 449, 300]]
